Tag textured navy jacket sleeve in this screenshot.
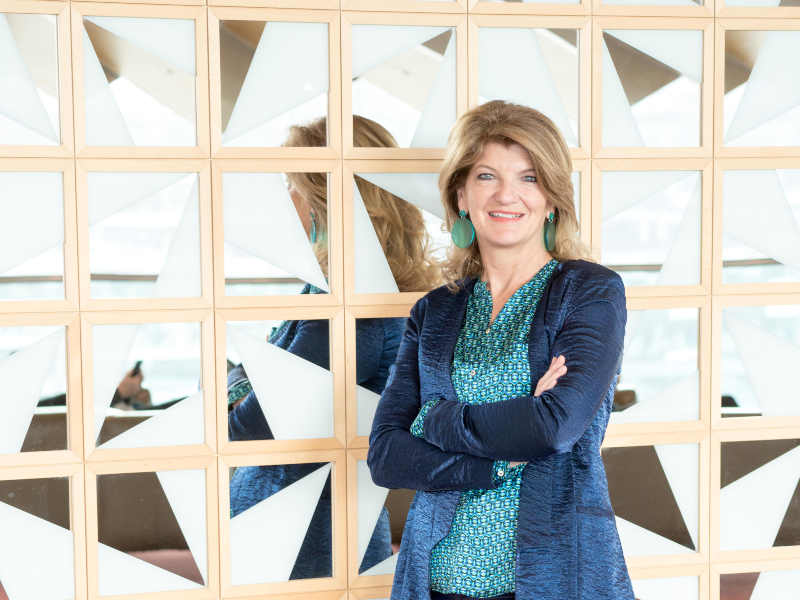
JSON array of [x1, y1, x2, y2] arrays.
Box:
[[422, 272, 626, 463], [367, 300, 496, 492]]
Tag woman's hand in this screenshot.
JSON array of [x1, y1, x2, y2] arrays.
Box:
[[535, 355, 567, 397]]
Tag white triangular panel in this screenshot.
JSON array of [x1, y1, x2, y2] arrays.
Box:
[[155, 469, 208, 584], [230, 463, 331, 585], [97, 390, 205, 449], [725, 0, 780, 6], [723, 170, 800, 274], [0, 171, 64, 276], [223, 172, 329, 292], [655, 177, 702, 286], [0, 328, 64, 454], [610, 370, 700, 424], [0, 501, 74, 600], [85, 16, 196, 76], [352, 25, 450, 79], [91, 324, 139, 441], [723, 310, 800, 417], [410, 34, 456, 149], [751, 569, 800, 600], [631, 576, 699, 600], [357, 385, 381, 437], [360, 552, 399, 576], [358, 460, 390, 567], [82, 26, 134, 147], [353, 180, 399, 294], [357, 172, 443, 220], [0, 14, 59, 143], [606, 30, 703, 82], [88, 172, 193, 227], [602, 171, 697, 222], [227, 325, 334, 439], [719, 445, 800, 551], [725, 31, 800, 143], [615, 516, 695, 557], [623, 310, 644, 356], [152, 176, 201, 298], [655, 443, 699, 549], [602, 40, 644, 148], [223, 22, 328, 145], [98, 542, 204, 595], [479, 28, 578, 147]]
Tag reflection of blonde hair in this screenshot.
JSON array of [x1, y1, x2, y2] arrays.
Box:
[[284, 116, 442, 292], [439, 101, 590, 290]]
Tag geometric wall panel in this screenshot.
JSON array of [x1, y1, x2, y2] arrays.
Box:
[[631, 576, 699, 600], [721, 569, 800, 600], [356, 460, 397, 576]]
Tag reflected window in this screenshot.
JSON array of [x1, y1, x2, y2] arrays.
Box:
[[96, 469, 208, 594], [91, 321, 203, 450], [722, 169, 800, 285], [219, 20, 328, 148], [601, 170, 702, 287], [478, 28, 579, 148], [87, 172, 201, 299], [724, 31, 800, 147], [228, 462, 332, 583], [721, 569, 800, 599], [352, 25, 456, 148], [0, 326, 68, 455], [81, 16, 197, 147], [0, 13, 60, 146], [0, 477, 74, 598], [612, 308, 700, 424], [720, 304, 800, 418], [0, 171, 65, 302], [602, 30, 703, 148]]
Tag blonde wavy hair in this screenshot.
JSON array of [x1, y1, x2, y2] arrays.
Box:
[[284, 116, 442, 292], [439, 101, 591, 290]]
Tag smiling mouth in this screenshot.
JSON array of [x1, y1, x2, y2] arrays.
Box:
[[488, 212, 523, 219]]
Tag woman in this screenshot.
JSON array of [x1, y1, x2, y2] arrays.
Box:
[[227, 116, 442, 579], [368, 101, 634, 600]]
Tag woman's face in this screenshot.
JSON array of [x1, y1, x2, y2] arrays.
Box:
[[457, 141, 554, 254], [287, 180, 314, 240]]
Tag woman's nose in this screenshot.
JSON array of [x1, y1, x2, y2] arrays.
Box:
[[494, 180, 516, 204]]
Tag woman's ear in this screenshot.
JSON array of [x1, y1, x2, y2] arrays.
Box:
[[456, 188, 467, 214]]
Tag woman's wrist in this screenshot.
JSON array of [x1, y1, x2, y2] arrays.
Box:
[[410, 399, 441, 438]]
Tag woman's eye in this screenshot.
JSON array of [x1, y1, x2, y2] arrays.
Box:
[[523, 176, 537, 183], [477, 173, 494, 180]]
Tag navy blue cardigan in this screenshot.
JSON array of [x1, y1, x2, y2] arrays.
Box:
[[368, 260, 635, 600]]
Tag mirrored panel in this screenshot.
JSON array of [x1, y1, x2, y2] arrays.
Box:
[[96, 469, 208, 594], [91, 321, 204, 450], [723, 0, 799, 5], [719, 439, 800, 551], [352, 174, 444, 294], [81, 16, 197, 147], [631, 576, 699, 600], [721, 569, 800, 599], [724, 31, 800, 147], [0, 325, 68, 456], [356, 460, 412, 576], [478, 28, 579, 148], [722, 169, 800, 285], [352, 25, 456, 148], [0, 171, 65, 302], [720, 304, 800, 419], [228, 461, 332, 583], [612, 308, 700, 424], [226, 319, 333, 442], [602, 443, 699, 557], [477, 0, 580, 5], [219, 20, 329, 148], [601, 30, 702, 148], [222, 171, 330, 297], [0, 13, 61, 146], [605, 0, 702, 5], [601, 170, 702, 287], [87, 172, 201, 299], [0, 476, 74, 599]]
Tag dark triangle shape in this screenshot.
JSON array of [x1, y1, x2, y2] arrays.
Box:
[[219, 20, 266, 134], [0, 477, 70, 529], [603, 446, 695, 551], [97, 472, 204, 585], [721, 439, 800, 488], [720, 572, 760, 600], [773, 476, 800, 547], [0, 579, 8, 600]]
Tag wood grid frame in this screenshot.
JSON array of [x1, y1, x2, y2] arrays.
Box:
[[2, 0, 800, 596]]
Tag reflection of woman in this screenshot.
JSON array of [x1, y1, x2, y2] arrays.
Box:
[[369, 102, 633, 600], [227, 116, 442, 579]]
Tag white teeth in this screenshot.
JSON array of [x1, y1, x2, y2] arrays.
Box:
[[489, 212, 522, 219]]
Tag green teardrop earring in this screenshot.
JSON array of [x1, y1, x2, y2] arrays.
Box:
[[543, 212, 556, 252], [451, 210, 475, 248], [309, 212, 317, 244]]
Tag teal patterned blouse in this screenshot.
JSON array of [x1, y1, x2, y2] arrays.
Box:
[[410, 259, 558, 597]]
